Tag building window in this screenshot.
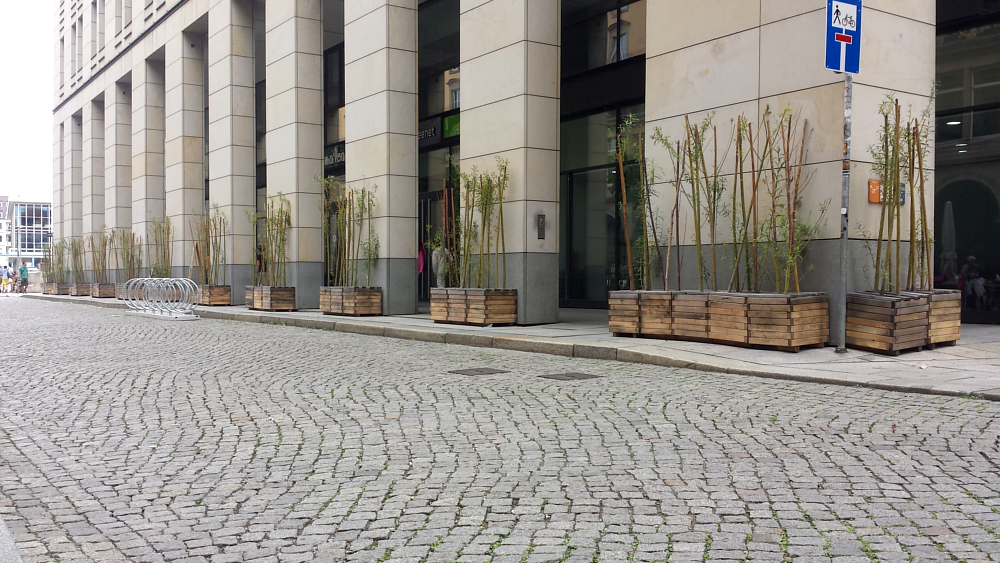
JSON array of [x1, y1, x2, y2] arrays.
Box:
[[59, 38, 65, 86], [563, 0, 646, 77], [70, 23, 77, 74], [115, 0, 122, 34], [417, 0, 460, 120], [77, 16, 84, 72]]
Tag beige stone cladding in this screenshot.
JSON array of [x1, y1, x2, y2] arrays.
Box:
[[131, 57, 167, 241], [265, 1, 326, 309], [165, 31, 206, 275], [460, 0, 560, 325], [345, 0, 419, 315], [208, 0, 256, 300], [104, 82, 132, 233], [82, 99, 106, 240]]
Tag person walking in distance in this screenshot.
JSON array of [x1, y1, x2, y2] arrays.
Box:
[[1, 265, 10, 294], [18, 262, 28, 294]]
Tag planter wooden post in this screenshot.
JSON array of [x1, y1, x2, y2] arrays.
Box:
[[922, 289, 961, 347], [320, 287, 383, 316], [70, 283, 92, 296], [608, 291, 640, 337], [640, 291, 673, 338], [90, 283, 116, 298], [255, 286, 295, 312], [748, 293, 829, 351], [846, 292, 929, 355], [56, 283, 73, 295]]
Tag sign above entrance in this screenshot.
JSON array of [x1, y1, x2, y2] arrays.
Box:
[[825, 0, 862, 74]]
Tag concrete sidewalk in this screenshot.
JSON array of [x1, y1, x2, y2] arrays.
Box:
[[23, 293, 1000, 400]]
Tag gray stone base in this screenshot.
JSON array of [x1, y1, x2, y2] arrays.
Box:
[[505, 252, 559, 325], [286, 261, 325, 310], [371, 258, 417, 316]]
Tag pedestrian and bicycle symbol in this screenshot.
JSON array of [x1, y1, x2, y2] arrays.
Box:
[[826, 0, 862, 74]]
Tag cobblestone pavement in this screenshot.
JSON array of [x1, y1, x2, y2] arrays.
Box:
[[1, 298, 999, 563]]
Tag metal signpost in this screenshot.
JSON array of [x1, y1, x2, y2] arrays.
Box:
[[826, 0, 862, 352]]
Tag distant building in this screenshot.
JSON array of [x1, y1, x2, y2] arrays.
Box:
[[0, 196, 10, 265], [7, 201, 53, 268]]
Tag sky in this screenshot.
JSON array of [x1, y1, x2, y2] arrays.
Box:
[[0, 0, 55, 203]]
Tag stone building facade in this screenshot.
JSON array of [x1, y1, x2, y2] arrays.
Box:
[[54, 0, 941, 331]]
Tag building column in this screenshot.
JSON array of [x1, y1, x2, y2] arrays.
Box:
[[65, 113, 84, 240], [132, 57, 166, 242], [460, 1, 560, 325], [265, 1, 324, 308], [208, 0, 255, 300], [53, 120, 64, 242], [82, 98, 106, 240], [344, 1, 418, 315], [165, 31, 206, 277], [104, 81, 132, 234]]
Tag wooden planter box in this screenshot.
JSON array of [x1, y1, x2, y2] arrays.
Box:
[[708, 293, 749, 344], [69, 283, 91, 296], [245, 285, 255, 308], [198, 285, 232, 306], [430, 288, 517, 326], [320, 287, 382, 316], [608, 291, 830, 352], [42, 283, 53, 294], [56, 283, 73, 295], [922, 289, 961, 347], [846, 292, 929, 355], [748, 293, 829, 351], [247, 286, 296, 312], [90, 283, 116, 298], [115, 282, 141, 300]]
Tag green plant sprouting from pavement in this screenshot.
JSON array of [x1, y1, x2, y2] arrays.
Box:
[[69, 238, 87, 284], [88, 230, 111, 284], [192, 205, 228, 286], [318, 176, 379, 287], [147, 217, 174, 278], [249, 194, 291, 287]]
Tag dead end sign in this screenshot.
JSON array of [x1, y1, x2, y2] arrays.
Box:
[[826, 0, 862, 74]]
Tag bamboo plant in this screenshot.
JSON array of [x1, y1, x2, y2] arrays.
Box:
[[615, 116, 663, 291], [113, 230, 143, 282], [88, 231, 111, 284], [452, 158, 509, 289], [69, 239, 87, 285], [249, 195, 292, 287], [868, 96, 934, 294], [192, 206, 228, 286], [147, 218, 174, 278], [318, 177, 379, 287]]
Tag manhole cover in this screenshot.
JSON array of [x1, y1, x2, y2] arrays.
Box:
[[449, 368, 509, 376], [539, 373, 601, 381]]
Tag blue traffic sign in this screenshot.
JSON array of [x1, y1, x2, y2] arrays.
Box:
[[826, 0, 862, 74]]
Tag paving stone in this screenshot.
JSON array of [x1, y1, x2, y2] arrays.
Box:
[[0, 297, 998, 562]]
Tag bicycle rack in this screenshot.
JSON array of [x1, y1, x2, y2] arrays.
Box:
[[122, 278, 200, 319]]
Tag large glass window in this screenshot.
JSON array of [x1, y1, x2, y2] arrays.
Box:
[[418, 0, 460, 120], [563, 0, 646, 77], [935, 22, 1000, 321]]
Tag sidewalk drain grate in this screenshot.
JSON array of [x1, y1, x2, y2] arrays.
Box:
[[449, 368, 509, 376], [539, 373, 601, 381]]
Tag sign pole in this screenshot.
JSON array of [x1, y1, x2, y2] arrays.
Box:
[[836, 73, 853, 353]]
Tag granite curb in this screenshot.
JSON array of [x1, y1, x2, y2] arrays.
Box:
[[25, 294, 1000, 402]]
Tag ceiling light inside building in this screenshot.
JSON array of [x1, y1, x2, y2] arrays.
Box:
[[947, 121, 962, 125]]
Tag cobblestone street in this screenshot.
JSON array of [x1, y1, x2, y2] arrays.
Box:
[[1, 297, 999, 563]]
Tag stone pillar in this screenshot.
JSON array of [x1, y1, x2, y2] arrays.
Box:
[[82, 98, 106, 239], [53, 120, 64, 242], [265, 1, 324, 308], [208, 0, 255, 300], [132, 57, 166, 242], [165, 31, 206, 277], [344, 1, 418, 315], [66, 113, 84, 240], [104, 81, 132, 233], [460, 1, 560, 325]]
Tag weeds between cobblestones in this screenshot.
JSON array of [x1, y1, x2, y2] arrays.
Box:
[[0, 298, 999, 562]]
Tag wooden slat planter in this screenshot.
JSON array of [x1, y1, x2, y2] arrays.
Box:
[[923, 290, 961, 347], [609, 291, 640, 336], [90, 283, 116, 298], [430, 288, 517, 326], [320, 287, 382, 316], [43, 283, 53, 294], [245, 286, 255, 309], [748, 293, 829, 351], [671, 292, 710, 340], [249, 286, 296, 312], [708, 293, 749, 345], [608, 290, 830, 352], [56, 283, 72, 295], [69, 283, 91, 296], [846, 292, 929, 355], [198, 285, 232, 306]]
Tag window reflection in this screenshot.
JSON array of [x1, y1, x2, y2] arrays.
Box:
[[563, 0, 646, 77]]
